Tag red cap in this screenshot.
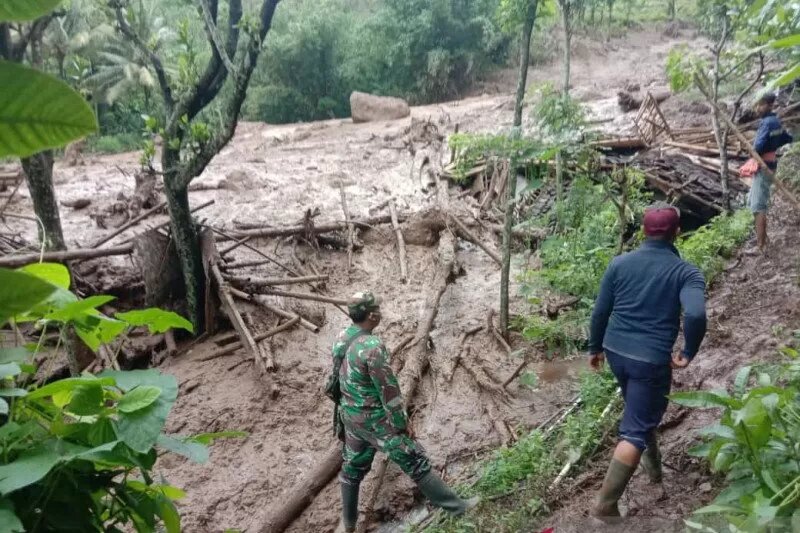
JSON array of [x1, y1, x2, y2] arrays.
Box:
[[643, 206, 680, 237]]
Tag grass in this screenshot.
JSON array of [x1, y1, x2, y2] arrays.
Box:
[[677, 210, 753, 283], [422, 370, 620, 533], [86, 132, 143, 154]]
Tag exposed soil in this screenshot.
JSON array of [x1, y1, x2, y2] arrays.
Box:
[[3, 23, 779, 533]]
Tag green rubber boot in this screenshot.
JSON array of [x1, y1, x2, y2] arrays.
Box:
[[640, 432, 663, 483], [591, 459, 636, 519], [338, 480, 359, 532], [417, 471, 478, 515]]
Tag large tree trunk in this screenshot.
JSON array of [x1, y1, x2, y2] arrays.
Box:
[[667, 0, 676, 20], [21, 151, 65, 251], [164, 177, 206, 333], [513, 1, 540, 128]]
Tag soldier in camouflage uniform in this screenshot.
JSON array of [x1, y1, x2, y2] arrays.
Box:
[[331, 292, 475, 532]]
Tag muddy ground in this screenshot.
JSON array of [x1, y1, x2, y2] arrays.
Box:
[[1, 22, 772, 532]]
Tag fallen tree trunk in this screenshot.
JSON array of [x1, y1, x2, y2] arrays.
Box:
[[257, 442, 344, 533], [90, 200, 167, 248], [0, 243, 134, 267], [230, 288, 321, 333], [219, 214, 401, 241], [251, 287, 351, 306], [389, 199, 408, 283], [224, 274, 329, 287], [198, 316, 300, 361], [449, 214, 501, 265]]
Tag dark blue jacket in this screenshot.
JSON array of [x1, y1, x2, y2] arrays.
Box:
[[588, 239, 707, 366], [754, 112, 793, 170]]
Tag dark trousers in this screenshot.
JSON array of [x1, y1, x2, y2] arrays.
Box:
[[606, 350, 672, 451]]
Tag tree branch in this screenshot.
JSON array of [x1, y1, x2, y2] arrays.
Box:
[[182, 0, 243, 121], [177, 0, 281, 189], [110, 0, 174, 113], [196, 0, 239, 81]]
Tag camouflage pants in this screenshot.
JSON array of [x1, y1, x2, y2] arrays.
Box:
[[340, 421, 431, 484]]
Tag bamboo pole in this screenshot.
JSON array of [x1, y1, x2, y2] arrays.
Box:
[[230, 288, 321, 333], [252, 287, 351, 306], [198, 316, 300, 361], [449, 214, 502, 265]]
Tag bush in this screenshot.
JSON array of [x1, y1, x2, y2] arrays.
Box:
[[677, 210, 753, 283], [0, 264, 243, 531], [87, 133, 143, 154]]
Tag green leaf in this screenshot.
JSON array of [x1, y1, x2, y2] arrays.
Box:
[[734, 397, 771, 449], [0, 0, 63, 22], [0, 389, 27, 398], [0, 446, 60, 495], [769, 34, 800, 49], [0, 498, 23, 533], [0, 61, 97, 158], [27, 375, 114, 400], [116, 308, 194, 334], [715, 478, 760, 504], [44, 295, 115, 322], [0, 363, 21, 380], [73, 314, 127, 352], [771, 63, 800, 89], [117, 386, 162, 413], [0, 268, 57, 325], [190, 431, 248, 445], [156, 434, 209, 464], [0, 348, 29, 364], [67, 383, 104, 416], [155, 484, 187, 500], [155, 494, 181, 533], [18, 263, 70, 289], [103, 370, 178, 453], [734, 365, 752, 396], [697, 424, 736, 440], [669, 390, 733, 408]]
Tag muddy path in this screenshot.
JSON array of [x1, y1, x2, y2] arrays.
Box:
[[0, 24, 716, 532], [541, 201, 800, 532]]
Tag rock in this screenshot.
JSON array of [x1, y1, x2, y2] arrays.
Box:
[[699, 482, 713, 493], [60, 198, 91, 209], [350, 91, 410, 123]]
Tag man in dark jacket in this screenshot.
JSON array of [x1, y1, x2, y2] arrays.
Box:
[[750, 92, 793, 253], [587, 203, 707, 518]]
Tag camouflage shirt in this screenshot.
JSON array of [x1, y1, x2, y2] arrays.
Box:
[[333, 325, 407, 433]]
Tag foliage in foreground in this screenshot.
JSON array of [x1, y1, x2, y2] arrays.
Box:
[[676, 209, 753, 284], [672, 343, 800, 532], [0, 263, 242, 532]]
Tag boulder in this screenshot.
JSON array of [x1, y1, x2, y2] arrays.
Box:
[[350, 91, 410, 123]]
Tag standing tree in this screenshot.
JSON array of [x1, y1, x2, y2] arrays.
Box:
[[108, 0, 282, 332], [0, 11, 70, 252], [667, 0, 676, 20], [556, 0, 577, 94], [499, 0, 541, 334]]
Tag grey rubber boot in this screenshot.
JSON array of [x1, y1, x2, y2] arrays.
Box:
[[416, 471, 478, 516], [640, 432, 663, 483], [591, 459, 636, 519], [338, 480, 360, 532]]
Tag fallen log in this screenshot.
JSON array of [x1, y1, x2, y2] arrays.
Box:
[[220, 259, 273, 270], [90, 200, 167, 248], [201, 230, 276, 395], [250, 287, 351, 306], [389, 199, 408, 283], [256, 442, 344, 533], [219, 214, 401, 241], [198, 316, 300, 361], [449, 215, 501, 265], [589, 136, 647, 150], [0, 243, 134, 267], [224, 274, 329, 287], [230, 288, 321, 333], [663, 140, 741, 159]]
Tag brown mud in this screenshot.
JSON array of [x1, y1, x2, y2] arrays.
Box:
[[1, 23, 771, 532]]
